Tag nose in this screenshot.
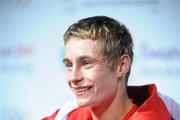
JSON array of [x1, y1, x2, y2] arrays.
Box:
[[68, 65, 83, 86]]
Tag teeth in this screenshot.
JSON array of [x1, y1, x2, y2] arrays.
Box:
[[75, 86, 91, 92]]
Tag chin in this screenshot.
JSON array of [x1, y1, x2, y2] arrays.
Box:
[[77, 99, 101, 109], [76, 98, 92, 107], [77, 100, 88, 107]]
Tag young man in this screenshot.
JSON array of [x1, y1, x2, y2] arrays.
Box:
[[42, 16, 173, 120]]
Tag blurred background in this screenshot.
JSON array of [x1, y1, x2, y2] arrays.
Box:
[[0, 0, 179, 119]]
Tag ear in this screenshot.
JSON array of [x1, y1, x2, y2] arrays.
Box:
[[116, 54, 131, 78]]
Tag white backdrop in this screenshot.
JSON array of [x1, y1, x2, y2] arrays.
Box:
[[0, 0, 179, 119]]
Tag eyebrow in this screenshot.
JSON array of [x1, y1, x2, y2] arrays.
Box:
[[62, 55, 97, 63], [79, 55, 93, 60]]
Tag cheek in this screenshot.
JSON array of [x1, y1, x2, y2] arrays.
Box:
[[98, 76, 117, 93], [66, 72, 71, 85], [66, 71, 69, 80], [87, 70, 117, 94]]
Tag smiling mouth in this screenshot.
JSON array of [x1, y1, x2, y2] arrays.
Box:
[[73, 86, 93, 96]]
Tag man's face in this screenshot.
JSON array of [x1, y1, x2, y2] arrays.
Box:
[[64, 38, 119, 107]]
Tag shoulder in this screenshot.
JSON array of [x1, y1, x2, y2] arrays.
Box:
[[41, 109, 60, 120], [158, 92, 180, 120], [128, 84, 171, 119], [41, 99, 78, 120]]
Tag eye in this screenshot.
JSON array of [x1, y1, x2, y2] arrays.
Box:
[[82, 59, 92, 66], [63, 59, 73, 70], [64, 62, 72, 68]]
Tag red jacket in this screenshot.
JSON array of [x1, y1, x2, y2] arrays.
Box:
[[42, 84, 171, 120]]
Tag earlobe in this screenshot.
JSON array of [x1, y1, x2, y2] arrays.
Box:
[[117, 54, 131, 78]]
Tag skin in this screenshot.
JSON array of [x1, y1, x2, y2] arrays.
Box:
[[63, 38, 134, 120]]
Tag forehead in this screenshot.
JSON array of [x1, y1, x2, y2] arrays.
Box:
[[64, 38, 100, 59]]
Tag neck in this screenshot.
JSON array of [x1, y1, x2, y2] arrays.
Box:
[[90, 81, 134, 120]]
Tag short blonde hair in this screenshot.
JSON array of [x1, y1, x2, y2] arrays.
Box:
[[64, 16, 134, 82]]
